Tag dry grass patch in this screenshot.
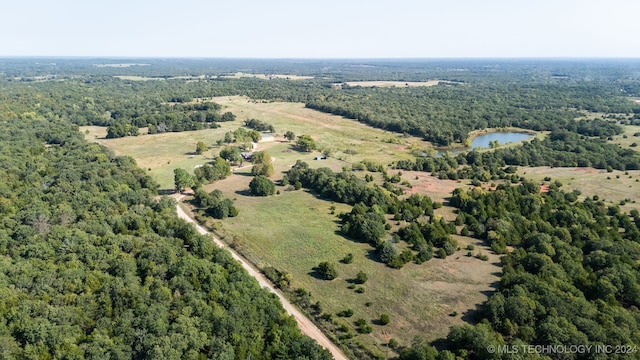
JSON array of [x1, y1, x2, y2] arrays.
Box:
[[80, 125, 240, 189], [517, 166, 640, 213], [212, 96, 425, 164]]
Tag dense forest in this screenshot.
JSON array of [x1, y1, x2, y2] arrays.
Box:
[[0, 119, 330, 359]]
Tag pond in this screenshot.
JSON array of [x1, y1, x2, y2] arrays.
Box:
[[436, 131, 534, 156], [470, 131, 533, 149]]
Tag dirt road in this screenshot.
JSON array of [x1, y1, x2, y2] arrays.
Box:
[[175, 197, 348, 360]]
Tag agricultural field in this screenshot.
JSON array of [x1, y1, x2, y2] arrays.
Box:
[[81, 125, 233, 189]]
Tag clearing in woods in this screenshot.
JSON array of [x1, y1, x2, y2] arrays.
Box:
[[516, 166, 640, 212]]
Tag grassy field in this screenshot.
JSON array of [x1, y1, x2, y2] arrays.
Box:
[[81, 125, 236, 189], [203, 182, 500, 354], [609, 124, 640, 150], [516, 166, 640, 212], [80, 96, 433, 189]]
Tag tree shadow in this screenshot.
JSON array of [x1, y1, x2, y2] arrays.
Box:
[[365, 249, 382, 263], [307, 266, 325, 280], [461, 307, 483, 324], [234, 189, 253, 197], [431, 338, 449, 351], [158, 189, 178, 196]]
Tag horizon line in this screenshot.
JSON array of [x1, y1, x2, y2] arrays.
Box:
[[1, 55, 640, 61]]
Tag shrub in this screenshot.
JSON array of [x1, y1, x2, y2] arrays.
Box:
[[358, 325, 373, 334], [337, 309, 354, 317], [355, 270, 368, 284], [379, 313, 391, 325], [249, 175, 275, 196], [317, 261, 337, 280], [341, 253, 354, 264]]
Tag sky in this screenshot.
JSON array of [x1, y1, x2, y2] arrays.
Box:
[[2, 0, 639, 58]]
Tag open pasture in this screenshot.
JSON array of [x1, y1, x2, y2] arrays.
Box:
[[209, 186, 500, 353], [517, 166, 640, 212], [83, 96, 428, 189]]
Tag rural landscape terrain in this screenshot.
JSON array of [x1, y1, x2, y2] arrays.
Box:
[[1, 58, 640, 359]]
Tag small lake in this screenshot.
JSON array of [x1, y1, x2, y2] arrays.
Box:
[[470, 131, 533, 149], [436, 131, 534, 156]]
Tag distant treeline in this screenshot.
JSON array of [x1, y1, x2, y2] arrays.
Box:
[[306, 83, 639, 146]]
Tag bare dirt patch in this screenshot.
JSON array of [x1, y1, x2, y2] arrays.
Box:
[[399, 170, 467, 203]]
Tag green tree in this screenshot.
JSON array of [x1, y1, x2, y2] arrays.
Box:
[[249, 175, 276, 196], [174, 168, 195, 192], [379, 313, 390, 325], [251, 151, 274, 177], [219, 146, 241, 163], [296, 134, 317, 152], [284, 131, 296, 141], [195, 141, 207, 155], [355, 270, 368, 284], [317, 262, 338, 280]]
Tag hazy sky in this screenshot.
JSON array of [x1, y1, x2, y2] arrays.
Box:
[[2, 0, 639, 58]]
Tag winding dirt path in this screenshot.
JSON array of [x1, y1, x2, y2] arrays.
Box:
[[175, 196, 348, 360]]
